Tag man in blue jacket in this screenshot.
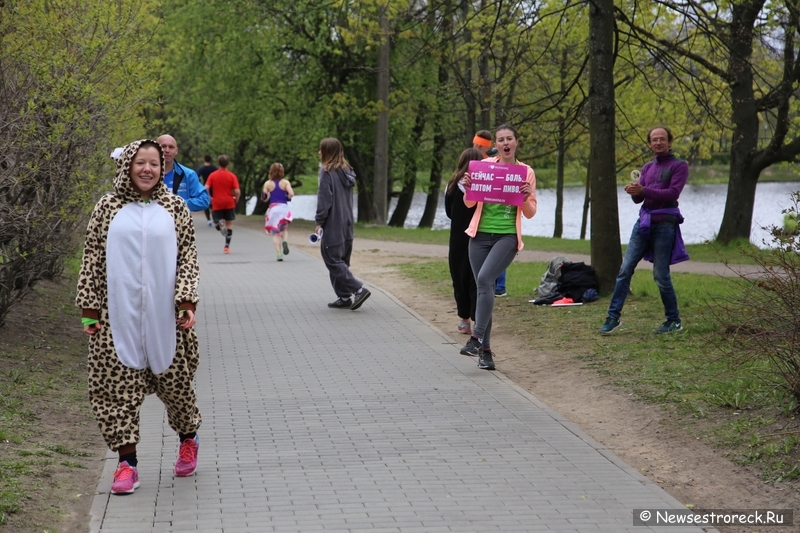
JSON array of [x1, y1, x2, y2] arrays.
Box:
[[599, 126, 689, 335], [157, 134, 211, 212]]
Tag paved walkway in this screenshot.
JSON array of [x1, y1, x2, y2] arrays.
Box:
[[89, 219, 711, 533]]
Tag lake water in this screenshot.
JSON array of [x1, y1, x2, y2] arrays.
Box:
[[247, 181, 800, 246]]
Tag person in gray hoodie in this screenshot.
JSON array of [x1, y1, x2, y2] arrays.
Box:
[[314, 138, 371, 310]]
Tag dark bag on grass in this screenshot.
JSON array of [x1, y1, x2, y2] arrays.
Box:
[[558, 262, 599, 302]]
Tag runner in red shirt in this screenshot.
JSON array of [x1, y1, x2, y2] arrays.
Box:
[[204, 155, 240, 253]]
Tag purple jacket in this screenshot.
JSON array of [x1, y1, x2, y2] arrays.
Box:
[[632, 151, 688, 214], [632, 151, 690, 265], [640, 208, 690, 265]]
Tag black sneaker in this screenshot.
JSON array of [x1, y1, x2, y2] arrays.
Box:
[[327, 297, 352, 309], [282, 241, 290, 255], [656, 319, 683, 333], [478, 350, 495, 370], [599, 317, 621, 334], [350, 288, 371, 310], [460, 337, 483, 357]]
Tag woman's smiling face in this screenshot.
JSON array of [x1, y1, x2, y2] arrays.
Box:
[[495, 129, 518, 162], [130, 145, 162, 199]]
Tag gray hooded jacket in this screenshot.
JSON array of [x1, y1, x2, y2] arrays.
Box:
[[315, 166, 357, 247]]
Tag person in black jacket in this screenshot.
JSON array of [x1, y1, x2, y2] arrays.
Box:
[[445, 148, 483, 335], [196, 155, 217, 227], [314, 138, 371, 311]]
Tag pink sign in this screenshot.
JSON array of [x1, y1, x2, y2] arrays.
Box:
[[464, 160, 527, 206]]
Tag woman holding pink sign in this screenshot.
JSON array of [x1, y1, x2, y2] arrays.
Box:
[[458, 124, 537, 370]]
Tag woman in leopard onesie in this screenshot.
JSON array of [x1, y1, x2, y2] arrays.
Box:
[[76, 139, 202, 495]]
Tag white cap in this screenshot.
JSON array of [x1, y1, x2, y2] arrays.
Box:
[[109, 147, 124, 160]]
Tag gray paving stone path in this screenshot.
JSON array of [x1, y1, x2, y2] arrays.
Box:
[[89, 218, 712, 533]]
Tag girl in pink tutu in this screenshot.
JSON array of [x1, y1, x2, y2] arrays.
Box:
[[262, 163, 294, 261]]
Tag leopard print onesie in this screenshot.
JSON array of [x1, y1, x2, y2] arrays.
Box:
[[76, 139, 202, 452]]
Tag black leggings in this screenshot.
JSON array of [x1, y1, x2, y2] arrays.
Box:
[[448, 236, 476, 321], [468, 233, 517, 349]]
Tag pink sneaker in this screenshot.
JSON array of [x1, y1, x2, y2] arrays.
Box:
[[111, 461, 139, 495], [174, 435, 199, 477], [457, 319, 472, 334]]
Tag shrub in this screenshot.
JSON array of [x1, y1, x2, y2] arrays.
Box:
[[0, 0, 159, 326], [711, 191, 800, 407]]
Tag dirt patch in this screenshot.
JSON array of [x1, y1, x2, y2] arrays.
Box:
[[0, 278, 106, 533]]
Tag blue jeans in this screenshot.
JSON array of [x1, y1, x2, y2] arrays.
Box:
[[495, 270, 507, 292], [607, 220, 680, 322]]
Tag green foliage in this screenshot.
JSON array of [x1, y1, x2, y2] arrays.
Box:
[[150, 0, 416, 220], [783, 213, 799, 235], [0, 0, 160, 326], [710, 192, 800, 405], [150, 0, 798, 239]]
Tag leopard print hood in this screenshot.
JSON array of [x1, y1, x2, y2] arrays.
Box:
[[113, 139, 169, 202]]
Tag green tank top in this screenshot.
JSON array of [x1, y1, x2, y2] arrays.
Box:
[[478, 202, 516, 233]]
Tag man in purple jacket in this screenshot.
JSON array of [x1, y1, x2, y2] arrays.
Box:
[[600, 126, 689, 334]]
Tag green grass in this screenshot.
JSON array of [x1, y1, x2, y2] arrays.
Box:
[[394, 258, 800, 482], [252, 217, 767, 264], [289, 173, 320, 195], [350, 223, 763, 264], [683, 239, 765, 263]]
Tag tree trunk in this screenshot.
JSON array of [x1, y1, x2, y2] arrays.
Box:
[[588, 0, 621, 293], [372, 4, 390, 225], [388, 112, 425, 227], [419, 6, 450, 229], [554, 47, 569, 239], [345, 146, 375, 223], [387, 175, 415, 227], [461, 1, 475, 145], [580, 161, 590, 240], [479, 50, 491, 130], [717, 1, 761, 244], [253, 185, 268, 216], [420, 120, 445, 228], [420, 60, 446, 229], [718, 156, 760, 244], [554, 120, 565, 238]]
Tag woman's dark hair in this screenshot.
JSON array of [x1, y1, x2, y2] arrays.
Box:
[[446, 148, 484, 194], [647, 125, 673, 143], [129, 140, 163, 177], [137, 140, 161, 152], [475, 130, 492, 142], [494, 124, 519, 140]]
